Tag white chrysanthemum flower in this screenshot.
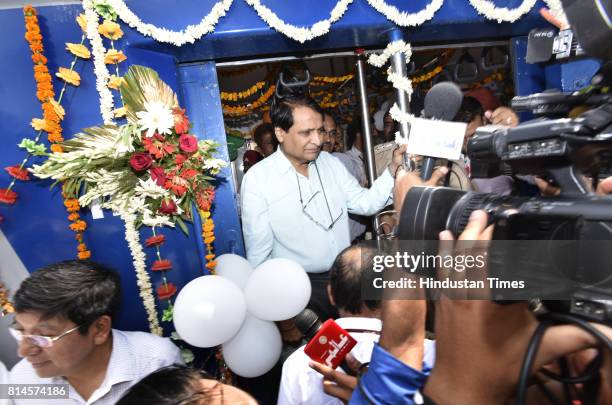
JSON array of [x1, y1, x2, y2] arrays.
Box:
[[203, 158, 227, 174], [135, 178, 171, 199], [136, 101, 175, 138]]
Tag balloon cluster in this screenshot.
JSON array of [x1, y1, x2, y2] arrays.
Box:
[[173, 255, 311, 377]]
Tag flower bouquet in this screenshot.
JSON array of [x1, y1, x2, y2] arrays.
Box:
[[32, 65, 226, 334]]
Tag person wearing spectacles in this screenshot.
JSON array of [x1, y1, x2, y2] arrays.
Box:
[[241, 93, 407, 323], [8, 260, 183, 405], [321, 110, 340, 153]]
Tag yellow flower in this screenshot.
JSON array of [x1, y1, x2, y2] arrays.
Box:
[[98, 20, 123, 40], [107, 74, 125, 90], [76, 13, 87, 32], [104, 49, 127, 65], [56, 67, 80, 86], [113, 107, 127, 118], [65, 43, 91, 59], [49, 99, 65, 121], [30, 118, 47, 131]]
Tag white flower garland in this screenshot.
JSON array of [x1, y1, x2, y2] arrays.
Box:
[[106, 0, 233, 46], [366, 0, 444, 26], [468, 0, 537, 23], [83, 0, 115, 125], [120, 205, 163, 336], [245, 0, 353, 43], [367, 40, 415, 129]]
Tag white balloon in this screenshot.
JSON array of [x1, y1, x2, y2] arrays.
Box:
[[215, 254, 253, 290], [222, 313, 282, 378], [245, 258, 311, 321], [173, 275, 246, 348]]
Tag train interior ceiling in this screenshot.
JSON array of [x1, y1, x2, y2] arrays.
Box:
[[216, 41, 515, 148]]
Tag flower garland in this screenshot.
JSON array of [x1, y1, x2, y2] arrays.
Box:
[[221, 81, 266, 102], [121, 207, 163, 336], [200, 210, 217, 273], [105, 0, 233, 46], [410, 65, 443, 84], [223, 85, 275, 116], [468, 0, 537, 23], [245, 0, 353, 43], [84, 0, 115, 124], [366, 0, 444, 26], [368, 40, 416, 129], [145, 228, 177, 322], [312, 74, 354, 84]]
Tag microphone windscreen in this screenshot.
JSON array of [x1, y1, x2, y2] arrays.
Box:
[[423, 82, 464, 121], [294, 309, 321, 340]]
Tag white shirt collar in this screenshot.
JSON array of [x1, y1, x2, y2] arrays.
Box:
[[335, 317, 381, 333]]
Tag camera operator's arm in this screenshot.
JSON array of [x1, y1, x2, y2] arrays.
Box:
[[423, 211, 612, 405], [597, 176, 612, 195]]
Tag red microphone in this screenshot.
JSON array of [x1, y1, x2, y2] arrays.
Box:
[[294, 309, 357, 371]]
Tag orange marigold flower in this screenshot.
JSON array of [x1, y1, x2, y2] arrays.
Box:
[[65, 43, 91, 59], [50, 144, 63, 153], [68, 213, 79, 221], [98, 20, 123, 40], [64, 199, 80, 212], [33, 64, 48, 75], [5, 165, 30, 181], [104, 49, 127, 64], [23, 5, 37, 16], [76, 13, 87, 32], [77, 243, 88, 252], [77, 250, 91, 260], [145, 234, 166, 247], [31, 53, 47, 64], [156, 283, 177, 300], [205, 261, 217, 269], [30, 118, 47, 131], [107, 75, 125, 90], [47, 133, 64, 143], [0, 189, 18, 205], [205, 254, 215, 261], [29, 42, 43, 53], [49, 99, 65, 121], [151, 259, 172, 271], [56, 67, 80, 86], [204, 236, 215, 244], [69, 220, 87, 232]]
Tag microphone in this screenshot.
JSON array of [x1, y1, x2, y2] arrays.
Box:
[[420, 82, 464, 180], [294, 309, 357, 375]]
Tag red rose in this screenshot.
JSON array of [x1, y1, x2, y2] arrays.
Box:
[[159, 198, 177, 215], [150, 167, 166, 187], [156, 282, 177, 300], [130, 152, 153, 171], [178, 134, 198, 153]]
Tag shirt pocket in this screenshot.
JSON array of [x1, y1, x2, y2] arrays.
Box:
[[267, 191, 304, 237]]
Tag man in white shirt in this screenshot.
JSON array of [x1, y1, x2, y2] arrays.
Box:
[[8, 261, 182, 405], [277, 244, 435, 405], [241, 95, 405, 320]]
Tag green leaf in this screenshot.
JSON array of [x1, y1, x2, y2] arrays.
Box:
[[175, 216, 189, 236], [170, 331, 181, 341]]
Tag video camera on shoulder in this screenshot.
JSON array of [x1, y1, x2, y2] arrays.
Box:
[[397, 0, 612, 323]]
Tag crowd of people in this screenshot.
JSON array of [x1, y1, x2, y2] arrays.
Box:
[[1, 79, 611, 404]]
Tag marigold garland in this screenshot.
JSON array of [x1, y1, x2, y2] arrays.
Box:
[[222, 85, 275, 116], [200, 210, 217, 273]]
